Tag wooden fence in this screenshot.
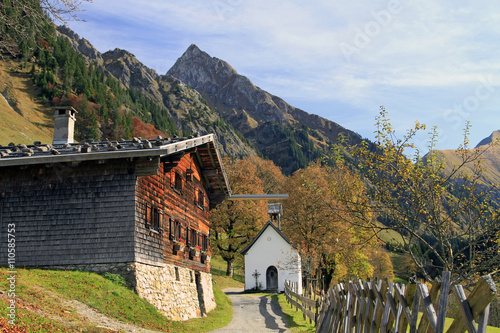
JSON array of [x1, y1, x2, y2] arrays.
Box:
[[284, 280, 320, 325], [316, 272, 497, 333]]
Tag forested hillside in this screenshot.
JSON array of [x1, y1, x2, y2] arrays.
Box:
[[0, 1, 254, 158]]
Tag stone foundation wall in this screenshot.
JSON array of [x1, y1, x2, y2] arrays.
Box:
[[134, 262, 215, 321], [46, 261, 215, 321], [198, 270, 216, 313]]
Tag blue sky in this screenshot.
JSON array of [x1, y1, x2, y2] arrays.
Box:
[[66, 0, 500, 151]]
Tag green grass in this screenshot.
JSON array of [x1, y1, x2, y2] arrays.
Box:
[[210, 254, 245, 283], [0, 267, 234, 332], [378, 228, 405, 245], [269, 293, 316, 333], [393, 277, 408, 285], [175, 283, 233, 332], [426, 312, 500, 333], [212, 272, 245, 290]]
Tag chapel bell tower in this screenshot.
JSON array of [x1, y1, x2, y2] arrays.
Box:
[[267, 203, 283, 230]]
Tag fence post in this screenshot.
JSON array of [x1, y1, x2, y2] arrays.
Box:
[[449, 274, 497, 333], [315, 298, 319, 327]]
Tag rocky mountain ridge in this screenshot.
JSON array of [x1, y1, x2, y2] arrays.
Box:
[[58, 25, 363, 173], [21, 26, 500, 176], [167, 44, 361, 144], [167, 44, 363, 173], [56, 26, 254, 159]]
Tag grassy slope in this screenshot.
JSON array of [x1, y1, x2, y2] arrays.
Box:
[[435, 145, 500, 186], [0, 267, 232, 332], [0, 60, 53, 145], [210, 254, 245, 284]]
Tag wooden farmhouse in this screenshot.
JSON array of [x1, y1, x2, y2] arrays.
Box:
[[0, 107, 231, 320], [241, 204, 302, 294]]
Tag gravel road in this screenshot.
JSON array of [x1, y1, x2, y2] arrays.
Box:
[[209, 288, 290, 333]]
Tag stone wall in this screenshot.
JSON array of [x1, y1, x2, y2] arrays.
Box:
[[134, 261, 215, 321], [197, 269, 216, 313], [49, 261, 216, 321]]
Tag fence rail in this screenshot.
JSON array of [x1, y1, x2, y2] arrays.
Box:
[[284, 281, 320, 325], [316, 272, 497, 333]]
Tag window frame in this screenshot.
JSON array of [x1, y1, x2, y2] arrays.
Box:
[[171, 170, 183, 193], [202, 234, 209, 252], [150, 206, 161, 232], [144, 203, 161, 233], [170, 219, 183, 242], [195, 189, 205, 210]]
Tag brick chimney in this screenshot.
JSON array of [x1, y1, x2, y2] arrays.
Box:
[[52, 106, 77, 145]]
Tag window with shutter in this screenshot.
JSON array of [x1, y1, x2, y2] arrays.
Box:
[[195, 189, 205, 209]]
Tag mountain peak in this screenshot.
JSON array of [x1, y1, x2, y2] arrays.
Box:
[[103, 48, 136, 59], [167, 45, 238, 90], [475, 130, 500, 148], [186, 43, 202, 55], [167, 45, 362, 174]]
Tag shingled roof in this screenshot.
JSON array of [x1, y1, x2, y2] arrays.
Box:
[[0, 134, 231, 206]]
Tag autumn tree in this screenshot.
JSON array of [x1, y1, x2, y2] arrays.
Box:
[[210, 156, 285, 277], [341, 106, 500, 285], [368, 247, 395, 281], [281, 161, 377, 289]]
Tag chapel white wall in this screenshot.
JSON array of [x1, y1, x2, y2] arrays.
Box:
[[244, 226, 302, 294]]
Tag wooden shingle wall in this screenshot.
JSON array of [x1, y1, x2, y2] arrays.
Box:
[[135, 153, 211, 273], [0, 159, 137, 266]]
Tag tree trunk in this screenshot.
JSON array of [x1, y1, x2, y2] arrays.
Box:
[[225, 259, 234, 278]]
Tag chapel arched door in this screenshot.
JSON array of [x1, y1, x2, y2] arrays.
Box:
[[266, 266, 278, 291]]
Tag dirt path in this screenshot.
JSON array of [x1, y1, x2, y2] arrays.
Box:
[[209, 288, 290, 333], [64, 299, 162, 333], [0, 286, 163, 333]]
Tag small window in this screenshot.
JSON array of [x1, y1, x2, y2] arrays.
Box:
[[171, 171, 183, 193], [202, 235, 209, 252], [145, 204, 161, 232], [187, 228, 199, 248], [170, 219, 183, 242], [150, 207, 161, 231], [177, 223, 183, 241], [195, 189, 205, 209], [169, 218, 174, 239], [190, 230, 198, 248], [186, 227, 192, 247]]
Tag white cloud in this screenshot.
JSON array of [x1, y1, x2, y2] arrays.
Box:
[[67, 0, 500, 149]]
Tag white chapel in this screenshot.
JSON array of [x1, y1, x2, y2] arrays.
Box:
[[240, 204, 302, 293]]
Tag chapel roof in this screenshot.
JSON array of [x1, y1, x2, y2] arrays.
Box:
[[240, 220, 297, 255]]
